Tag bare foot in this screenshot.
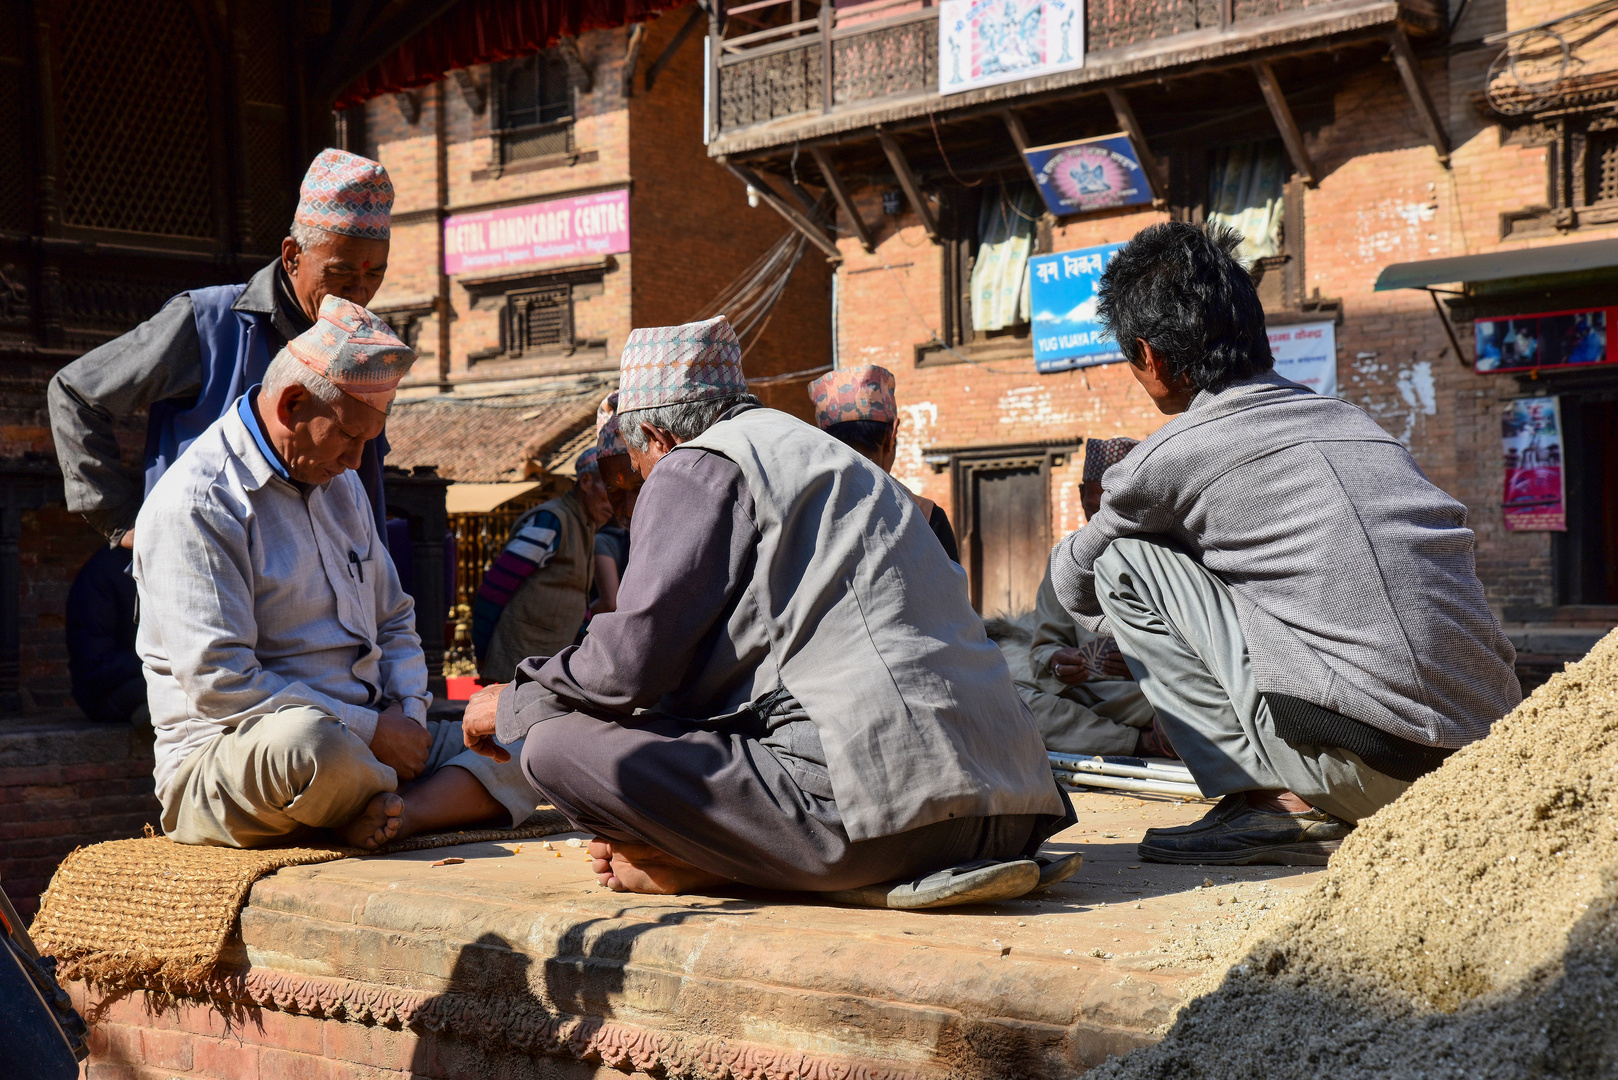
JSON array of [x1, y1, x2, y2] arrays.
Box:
[[586, 838, 728, 894], [337, 792, 405, 850]]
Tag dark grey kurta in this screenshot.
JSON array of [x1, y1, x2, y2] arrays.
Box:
[[497, 405, 1063, 843]]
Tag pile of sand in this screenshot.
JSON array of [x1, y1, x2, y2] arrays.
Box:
[[1093, 629, 1618, 1080]]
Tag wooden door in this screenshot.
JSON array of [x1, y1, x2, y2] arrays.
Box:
[[964, 459, 1050, 617]]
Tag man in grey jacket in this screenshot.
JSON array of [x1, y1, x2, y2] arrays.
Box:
[[465, 316, 1074, 908], [1049, 222, 1520, 865]]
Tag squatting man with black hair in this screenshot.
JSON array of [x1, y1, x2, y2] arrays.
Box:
[[1049, 221, 1521, 865]]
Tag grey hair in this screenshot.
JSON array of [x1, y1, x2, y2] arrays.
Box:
[[619, 393, 760, 451], [288, 221, 332, 252], [261, 349, 346, 409]]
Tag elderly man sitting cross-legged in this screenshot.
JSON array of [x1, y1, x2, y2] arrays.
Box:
[[135, 297, 537, 849], [464, 317, 1074, 908]]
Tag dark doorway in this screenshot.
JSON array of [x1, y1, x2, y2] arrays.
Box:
[[1559, 396, 1618, 605]]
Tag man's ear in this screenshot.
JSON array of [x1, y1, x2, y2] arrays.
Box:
[[274, 382, 310, 428], [281, 236, 301, 277]]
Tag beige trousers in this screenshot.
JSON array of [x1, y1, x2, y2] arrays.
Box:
[[161, 706, 539, 847]]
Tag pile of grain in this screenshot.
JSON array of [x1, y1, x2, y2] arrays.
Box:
[[1093, 628, 1618, 1080]]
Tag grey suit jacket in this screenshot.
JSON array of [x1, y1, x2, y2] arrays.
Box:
[[1050, 371, 1519, 749]]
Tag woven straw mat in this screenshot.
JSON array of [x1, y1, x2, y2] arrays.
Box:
[[30, 809, 572, 989]]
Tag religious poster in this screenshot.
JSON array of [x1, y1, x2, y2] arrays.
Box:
[[1024, 133, 1153, 217], [1502, 396, 1566, 532], [1267, 320, 1338, 397], [1474, 305, 1612, 374], [1029, 242, 1126, 373], [443, 189, 630, 275], [937, 0, 1084, 96]]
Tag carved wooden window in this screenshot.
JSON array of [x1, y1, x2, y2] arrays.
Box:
[[1588, 128, 1618, 205], [494, 53, 573, 165], [502, 284, 573, 358], [1501, 114, 1618, 238]]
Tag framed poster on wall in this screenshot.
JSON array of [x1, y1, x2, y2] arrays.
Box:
[[1502, 396, 1566, 532], [1474, 306, 1612, 374]]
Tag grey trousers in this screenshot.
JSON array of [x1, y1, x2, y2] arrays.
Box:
[[1094, 537, 1410, 824], [162, 706, 540, 847], [520, 710, 1069, 892]]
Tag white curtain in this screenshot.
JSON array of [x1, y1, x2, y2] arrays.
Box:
[[971, 185, 1040, 332], [1208, 141, 1285, 265]]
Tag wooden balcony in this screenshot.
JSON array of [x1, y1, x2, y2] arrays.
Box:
[[706, 0, 1444, 157]]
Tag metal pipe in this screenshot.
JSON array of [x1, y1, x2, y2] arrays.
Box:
[[1054, 772, 1206, 800], [1049, 753, 1196, 783]]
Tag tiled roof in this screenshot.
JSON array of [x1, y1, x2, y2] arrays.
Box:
[[383, 379, 611, 483]]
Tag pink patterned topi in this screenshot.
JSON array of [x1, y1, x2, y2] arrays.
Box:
[[295, 149, 394, 240], [595, 390, 619, 436], [1082, 437, 1140, 483], [617, 316, 747, 413], [808, 365, 897, 428], [286, 295, 416, 413], [576, 447, 601, 476]]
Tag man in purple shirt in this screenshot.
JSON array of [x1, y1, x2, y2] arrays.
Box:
[[464, 318, 1073, 909]]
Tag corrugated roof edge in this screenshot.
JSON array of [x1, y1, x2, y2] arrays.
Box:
[[1375, 238, 1618, 291]]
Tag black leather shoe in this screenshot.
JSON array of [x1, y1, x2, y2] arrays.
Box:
[[1137, 797, 1353, 866]]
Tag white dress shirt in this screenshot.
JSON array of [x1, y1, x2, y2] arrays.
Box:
[[133, 392, 428, 800]]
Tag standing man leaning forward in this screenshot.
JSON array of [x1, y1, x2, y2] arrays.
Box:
[[1050, 222, 1520, 865], [50, 149, 396, 550], [135, 298, 536, 849], [464, 317, 1075, 908]]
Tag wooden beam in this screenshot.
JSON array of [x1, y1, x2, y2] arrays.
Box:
[[1104, 88, 1167, 203], [1386, 28, 1450, 165], [875, 126, 940, 243], [1252, 62, 1316, 186], [721, 158, 844, 261], [1000, 109, 1045, 190], [558, 36, 594, 94], [451, 68, 487, 116], [622, 23, 646, 98], [645, 6, 706, 92], [810, 146, 875, 253], [321, 0, 461, 103]]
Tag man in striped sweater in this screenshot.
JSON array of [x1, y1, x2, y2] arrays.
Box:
[[474, 449, 615, 682]]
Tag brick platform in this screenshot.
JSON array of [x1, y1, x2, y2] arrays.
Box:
[[1, 709, 161, 922], [70, 791, 1323, 1079]]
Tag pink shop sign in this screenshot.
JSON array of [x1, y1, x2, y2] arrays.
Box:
[[443, 189, 629, 275]]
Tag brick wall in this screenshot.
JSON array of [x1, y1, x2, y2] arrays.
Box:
[[2, 714, 160, 922], [364, 6, 832, 411], [830, 19, 1618, 613]]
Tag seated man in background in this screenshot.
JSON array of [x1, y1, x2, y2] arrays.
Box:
[[474, 448, 615, 681], [465, 317, 1070, 908], [589, 392, 632, 614], [1050, 222, 1520, 866], [65, 545, 146, 725], [1004, 437, 1168, 759], [135, 298, 537, 849], [808, 365, 959, 562]]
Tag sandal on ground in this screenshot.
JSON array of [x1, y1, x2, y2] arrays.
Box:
[[819, 859, 1041, 910], [1033, 851, 1084, 887]]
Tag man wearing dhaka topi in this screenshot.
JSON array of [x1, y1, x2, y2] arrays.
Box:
[[134, 298, 537, 849], [463, 316, 1077, 909]]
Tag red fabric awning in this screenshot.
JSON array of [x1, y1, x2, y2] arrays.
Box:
[[334, 0, 692, 108]]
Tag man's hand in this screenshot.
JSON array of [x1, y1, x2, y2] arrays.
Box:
[[1049, 647, 1090, 685], [118, 529, 135, 550], [370, 702, 431, 781], [462, 683, 510, 763], [1098, 649, 1132, 679]]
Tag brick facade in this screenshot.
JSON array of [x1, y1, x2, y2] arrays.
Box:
[[824, 2, 1618, 619], [361, 8, 833, 419]]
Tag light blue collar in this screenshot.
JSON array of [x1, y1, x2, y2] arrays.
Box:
[[238, 386, 292, 482]]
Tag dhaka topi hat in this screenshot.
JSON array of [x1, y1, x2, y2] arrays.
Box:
[[596, 390, 619, 436], [575, 446, 601, 477], [617, 316, 747, 413], [597, 414, 628, 457], [808, 364, 897, 429], [285, 295, 416, 414], [1082, 437, 1141, 483], [295, 148, 393, 241]]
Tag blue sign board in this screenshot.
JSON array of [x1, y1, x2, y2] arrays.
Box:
[[1030, 243, 1126, 373], [1024, 134, 1153, 218]]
